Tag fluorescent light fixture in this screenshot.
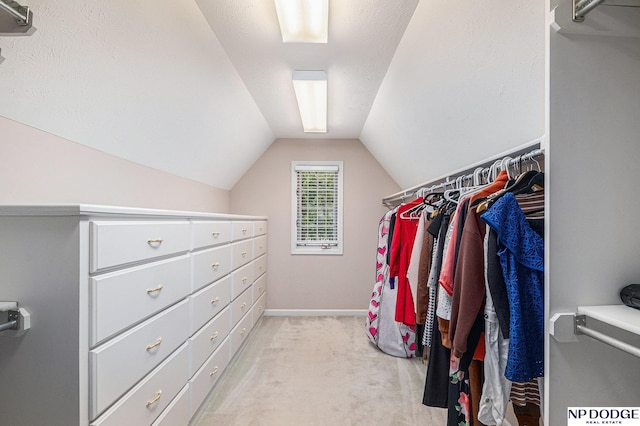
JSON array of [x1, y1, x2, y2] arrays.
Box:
[[274, 0, 328, 43], [292, 70, 327, 133]]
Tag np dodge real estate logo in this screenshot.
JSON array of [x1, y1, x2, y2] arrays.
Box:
[[568, 408, 640, 425]]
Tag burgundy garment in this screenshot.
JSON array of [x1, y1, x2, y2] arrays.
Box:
[[449, 207, 487, 358]]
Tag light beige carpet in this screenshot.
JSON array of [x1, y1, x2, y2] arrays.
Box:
[[195, 316, 447, 426]]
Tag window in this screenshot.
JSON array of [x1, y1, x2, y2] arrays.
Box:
[[291, 161, 343, 255]]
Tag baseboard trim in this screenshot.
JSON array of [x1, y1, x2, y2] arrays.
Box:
[[264, 309, 367, 317]]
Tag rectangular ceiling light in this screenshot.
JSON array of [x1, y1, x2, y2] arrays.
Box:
[[274, 0, 328, 43], [292, 70, 327, 133]]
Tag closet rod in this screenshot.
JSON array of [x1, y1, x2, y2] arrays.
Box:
[[575, 315, 640, 359], [381, 140, 543, 208], [0, 0, 28, 23], [573, 0, 606, 21], [0, 319, 17, 332]]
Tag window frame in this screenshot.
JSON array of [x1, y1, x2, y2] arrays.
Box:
[[291, 160, 344, 255]]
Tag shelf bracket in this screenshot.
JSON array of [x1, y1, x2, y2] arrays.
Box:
[[0, 301, 30, 337], [574, 314, 640, 359], [573, 0, 606, 22], [0, 0, 34, 35]]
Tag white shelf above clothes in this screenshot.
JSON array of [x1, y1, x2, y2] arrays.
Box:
[[577, 304, 640, 335], [550, 304, 640, 359]]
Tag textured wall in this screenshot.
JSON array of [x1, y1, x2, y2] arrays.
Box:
[[230, 139, 400, 310], [0, 116, 230, 212], [0, 0, 273, 190], [361, 0, 545, 189], [546, 7, 640, 423]]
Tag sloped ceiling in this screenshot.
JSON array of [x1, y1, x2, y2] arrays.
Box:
[[0, 0, 545, 192], [361, 0, 546, 189], [195, 0, 419, 139], [0, 0, 274, 190]]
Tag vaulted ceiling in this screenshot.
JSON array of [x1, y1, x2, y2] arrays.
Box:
[[0, 0, 545, 191], [195, 0, 418, 139]]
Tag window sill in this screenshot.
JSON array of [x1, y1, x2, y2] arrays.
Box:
[[291, 247, 343, 256]]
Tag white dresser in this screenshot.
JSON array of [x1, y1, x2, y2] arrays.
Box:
[[0, 205, 267, 426]]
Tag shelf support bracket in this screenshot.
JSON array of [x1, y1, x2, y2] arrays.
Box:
[[0, 0, 34, 35], [0, 301, 30, 337], [573, 0, 606, 22], [574, 314, 640, 359]]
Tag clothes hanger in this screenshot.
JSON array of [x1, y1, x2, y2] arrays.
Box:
[[443, 175, 465, 204], [473, 167, 484, 187], [512, 154, 544, 194], [399, 195, 431, 219], [476, 154, 544, 213], [500, 157, 513, 180]]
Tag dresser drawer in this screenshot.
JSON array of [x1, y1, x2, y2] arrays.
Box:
[[253, 254, 267, 280], [189, 307, 231, 377], [190, 276, 231, 335], [90, 220, 190, 273], [230, 310, 253, 357], [253, 293, 266, 327], [231, 240, 253, 270], [190, 337, 231, 417], [231, 262, 254, 300], [230, 288, 253, 328], [90, 300, 190, 418], [253, 220, 267, 236], [91, 343, 188, 426], [151, 384, 189, 426], [191, 220, 231, 249], [252, 274, 267, 305], [231, 221, 254, 241], [191, 245, 231, 292], [90, 255, 191, 346], [253, 235, 267, 257]]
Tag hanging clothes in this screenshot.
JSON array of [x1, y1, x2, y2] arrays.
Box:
[[365, 209, 416, 358], [423, 211, 447, 348], [407, 211, 434, 357], [422, 212, 451, 408], [478, 225, 512, 426], [389, 198, 423, 326], [376, 150, 545, 426], [481, 192, 544, 383], [439, 171, 509, 296]]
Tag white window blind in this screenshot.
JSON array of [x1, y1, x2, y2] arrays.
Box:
[[291, 162, 343, 255]]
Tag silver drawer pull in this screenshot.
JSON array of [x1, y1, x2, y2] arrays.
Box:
[[240, 302, 247, 309], [242, 277, 248, 283], [241, 251, 247, 257], [240, 328, 247, 336], [242, 228, 248, 233], [146, 284, 164, 294], [259, 266, 263, 270], [211, 297, 220, 304], [212, 262, 220, 269], [212, 232, 220, 237], [146, 337, 163, 351], [146, 390, 162, 407], [210, 331, 219, 340], [210, 366, 219, 376], [147, 239, 163, 245]]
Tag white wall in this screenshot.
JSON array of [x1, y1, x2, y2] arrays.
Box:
[[360, 0, 545, 189], [230, 139, 400, 311], [0, 0, 274, 190], [0, 116, 231, 212], [546, 2, 640, 423]]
